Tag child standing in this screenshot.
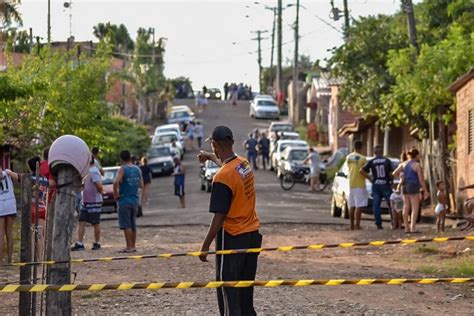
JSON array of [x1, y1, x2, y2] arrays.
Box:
[[0, 166, 19, 263], [173, 157, 186, 208], [390, 184, 404, 230], [435, 180, 448, 232]]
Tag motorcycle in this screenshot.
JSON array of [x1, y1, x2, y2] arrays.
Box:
[[280, 163, 330, 192]]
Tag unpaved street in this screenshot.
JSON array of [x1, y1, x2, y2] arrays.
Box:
[[1, 100, 473, 314]]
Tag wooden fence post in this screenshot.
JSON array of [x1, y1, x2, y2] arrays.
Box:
[[45, 165, 81, 316], [19, 174, 32, 316]]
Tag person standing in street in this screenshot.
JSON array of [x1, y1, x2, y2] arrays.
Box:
[[361, 145, 393, 229], [0, 165, 19, 263], [113, 150, 143, 253], [72, 155, 103, 251], [140, 157, 153, 205], [393, 148, 428, 234], [257, 132, 270, 170], [92, 147, 104, 176], [303, 148, 322, 192], [223, 82, 229, 100], [345, 140, 368, 230], [173, 157, 186, 208], [198, 126, 262, 316], [244, 133, 258, 170], [194, 121, 204, 149]]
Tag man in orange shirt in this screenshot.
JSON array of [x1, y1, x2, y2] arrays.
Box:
[[198, 126, 262, 316]]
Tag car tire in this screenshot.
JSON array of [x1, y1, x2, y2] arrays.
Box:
[[200, 182, 205, 191], [330, 196, 342, 217], [342, 198, 349, 219], [206, 181, 212, 193], [137, 205, 143, 218]]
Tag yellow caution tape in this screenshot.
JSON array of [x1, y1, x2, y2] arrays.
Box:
[[0, 278, 471, 293], [4, 235, 472, 267]]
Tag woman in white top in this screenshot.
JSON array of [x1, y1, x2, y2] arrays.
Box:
[[0, 166, 19, 263]]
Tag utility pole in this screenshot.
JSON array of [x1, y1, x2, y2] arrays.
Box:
[[47, 0, 51, 44], [401, 0, 418, 52], [291, 0, 300, 125], [269, 7, 277, 92], [343, 0, 349, 38], [276, 0, 283, 101], [251, 30, 268, 93]]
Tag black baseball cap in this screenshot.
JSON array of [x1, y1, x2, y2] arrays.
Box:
[[206, 126, 234, 142]]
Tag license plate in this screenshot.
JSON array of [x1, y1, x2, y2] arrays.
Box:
[[153, 168, 162, 173]]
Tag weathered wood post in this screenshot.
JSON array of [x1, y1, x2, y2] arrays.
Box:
[[19, 174, 32, 316], [45, 165, 81, 316]]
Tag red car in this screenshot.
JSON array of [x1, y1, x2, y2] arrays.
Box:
[[101, 166, 143, 217]]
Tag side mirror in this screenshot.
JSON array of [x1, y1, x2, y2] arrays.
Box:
[[336, 172, 346, 178]]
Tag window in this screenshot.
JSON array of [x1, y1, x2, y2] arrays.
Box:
[[469, 109, 474, 155]]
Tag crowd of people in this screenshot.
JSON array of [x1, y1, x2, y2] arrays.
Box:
[[345, 140, 474, 233]]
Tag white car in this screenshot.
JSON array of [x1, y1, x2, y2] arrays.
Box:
[[270, 139, 308, 172], [154, 124, 186, 150], [277, 146, 311, 178], [249, 97, 280, 119], [169, 105, 195, 120], [268, 121, 294, 141], [152, 131, 184, 159]]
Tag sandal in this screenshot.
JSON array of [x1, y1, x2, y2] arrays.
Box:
[[118, 248, 137, 254]]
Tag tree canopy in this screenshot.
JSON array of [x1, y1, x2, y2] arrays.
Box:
[[328, 0, 474, 129]]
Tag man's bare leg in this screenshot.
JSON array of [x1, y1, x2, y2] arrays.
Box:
[[349, 207, 355, 230]]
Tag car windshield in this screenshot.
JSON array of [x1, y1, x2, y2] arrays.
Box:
[[101, 169, 118, 185], [170, 111, 189, 119], [154, 134, 177, 143], [272, 124, 293, 132], [257, 100, 277, 106], [288, 150, 308, 161], [157, 128, 178, 135], [280, 142, 305, 151], [148, 147, 171, 157]]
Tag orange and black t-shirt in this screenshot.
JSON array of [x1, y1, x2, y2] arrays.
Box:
[[209, 156, 260, 236]]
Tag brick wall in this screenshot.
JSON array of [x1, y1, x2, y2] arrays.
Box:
[[456, 78, 474, 201]]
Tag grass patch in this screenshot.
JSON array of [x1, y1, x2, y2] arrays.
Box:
[[416, 258, 474, 277], [416, 266, 439, 275], [414, 245, 439, 255], [444, 258, 474, 276]]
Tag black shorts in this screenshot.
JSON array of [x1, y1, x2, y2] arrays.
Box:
[[78, 210, 101, 225], [403, 182, 420, 195], [175, 184, 185, 197]]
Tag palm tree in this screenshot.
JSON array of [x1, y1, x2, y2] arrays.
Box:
[[0, 1, 22, 29], [0, 1, 22, 43]]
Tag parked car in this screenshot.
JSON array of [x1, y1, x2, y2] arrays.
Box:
[[269, 131, 300, 158], [168, 105, 195, 120], [154, 123, 186, 150], [199, 160, 220, 192], [277, 146, 311, 178], [249, 97, 280, 119], [101, 166, 143, 217], [167, 109, 194, 125], [330, 157, 400, 218], [151, 132, 184, 159], [205, 88, 222, 100], [148, 145, 175, 176], [268, 121, 294, 141], [270, 139, 308, 172]]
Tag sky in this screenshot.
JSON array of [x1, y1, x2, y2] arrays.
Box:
[[18, 0, 406, 90]]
